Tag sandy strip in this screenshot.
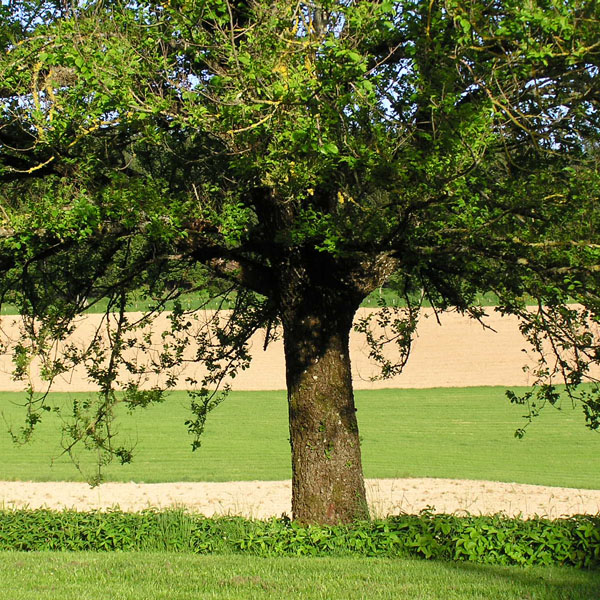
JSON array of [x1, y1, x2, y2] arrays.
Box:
[[1, 479, 599, 520]]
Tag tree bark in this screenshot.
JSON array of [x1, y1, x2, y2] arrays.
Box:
[[282, 296, 368, 524]]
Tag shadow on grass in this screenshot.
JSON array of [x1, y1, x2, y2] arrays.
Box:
[[441, 559, 600, 599]]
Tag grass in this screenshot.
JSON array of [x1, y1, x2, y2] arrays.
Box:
[[0, 387, 598, 489], [0, 552, 599, 600], [1, 389, 598, 598], [0, 288, 506, 315], [360, 289, 505, 308], [0, 290, 238, 316]]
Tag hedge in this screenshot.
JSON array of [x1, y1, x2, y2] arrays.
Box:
[[1, 509, 599, 568]]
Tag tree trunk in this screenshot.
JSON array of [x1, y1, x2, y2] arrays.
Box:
[[282, 298, 368, 524]]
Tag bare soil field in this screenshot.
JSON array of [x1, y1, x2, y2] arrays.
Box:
[[0, 307, 559, 392], [2, 479, 600, 519], [1, 307, 598, 518]]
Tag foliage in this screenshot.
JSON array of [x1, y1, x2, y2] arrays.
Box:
[[1, 508, 600, 569]]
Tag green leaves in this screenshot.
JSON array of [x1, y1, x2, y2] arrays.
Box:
[[319, 141, 339, 156], [2, 509, 600, 568]]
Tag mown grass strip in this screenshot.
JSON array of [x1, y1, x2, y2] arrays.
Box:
[[1, 551, 599, 600], [0, 289, 503, 315], [1, 388, 598, 489]]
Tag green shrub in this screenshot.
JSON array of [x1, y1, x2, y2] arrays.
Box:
[[1, 509, 599, 568]]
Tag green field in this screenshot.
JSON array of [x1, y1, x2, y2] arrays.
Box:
[[0, 288, 505, 315], [1, 387, 598, 489], [0, 552, 599, 600], [2, 388, 599, 599]]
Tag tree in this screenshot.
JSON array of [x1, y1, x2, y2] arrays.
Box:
[[1, 0, 600, 524]]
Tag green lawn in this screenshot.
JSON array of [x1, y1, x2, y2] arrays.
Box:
[[1, 391, 599, 599], [0, 387, 598, 489], [0, 288, 505, 314], [0, 552, 598, 600]]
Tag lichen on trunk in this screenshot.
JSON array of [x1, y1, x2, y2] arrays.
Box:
[[282, 297, 368, 524]]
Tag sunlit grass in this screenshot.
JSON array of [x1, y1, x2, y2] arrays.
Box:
[[0, 288, 509, 315], [1, 552, 599, 600], [0, 387, 598, 489]]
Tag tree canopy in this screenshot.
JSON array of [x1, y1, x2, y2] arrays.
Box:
[[1, 0, 599, 523]]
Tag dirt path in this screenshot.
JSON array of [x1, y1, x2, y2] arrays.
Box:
[[1, 479, 599, 519]]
